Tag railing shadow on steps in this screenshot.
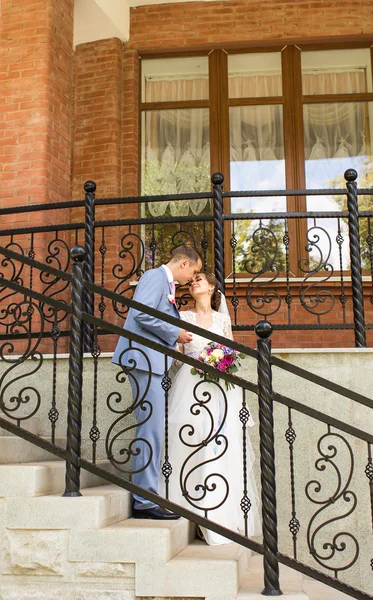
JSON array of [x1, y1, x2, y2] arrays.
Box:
[[0, 244, 373, 599]]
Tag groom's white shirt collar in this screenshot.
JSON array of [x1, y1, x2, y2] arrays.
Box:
[[161, 264, 174, 284]]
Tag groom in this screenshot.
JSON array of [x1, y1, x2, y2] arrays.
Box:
[[112, 245, 203, 519]]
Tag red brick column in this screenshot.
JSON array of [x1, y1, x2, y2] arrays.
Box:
[[72, 38, 133, 349], [0, 0, 74, 222], [0, 0, 74, 353], [72, 38, 123, 203], [121, 47, 140, 202]]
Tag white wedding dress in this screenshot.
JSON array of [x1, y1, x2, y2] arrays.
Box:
[[161, 310, 261, 545]]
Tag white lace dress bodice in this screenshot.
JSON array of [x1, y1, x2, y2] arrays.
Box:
[[180, 310, 233, 358]]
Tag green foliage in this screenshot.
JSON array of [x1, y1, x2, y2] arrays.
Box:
[[142, 157, 213, 269], [330, 160, 373, 270], [233, 213, 287, 274]]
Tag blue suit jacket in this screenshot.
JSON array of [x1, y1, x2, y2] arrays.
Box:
[[112, 267, 181, 375]]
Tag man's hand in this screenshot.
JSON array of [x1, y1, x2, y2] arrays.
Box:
[[177, 329, 193, 344]]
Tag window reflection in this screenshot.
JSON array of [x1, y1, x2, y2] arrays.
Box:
[[304, 101, 373, 270]]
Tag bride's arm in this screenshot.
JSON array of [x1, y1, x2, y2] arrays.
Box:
[[174, 311, 190, 368], [223, 314, 234, 341], [174, 342, 185, 368]]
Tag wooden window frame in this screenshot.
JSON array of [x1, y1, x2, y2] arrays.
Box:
[[138, 41, 373, 278]]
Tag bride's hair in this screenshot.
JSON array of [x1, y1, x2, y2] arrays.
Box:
[[200, 272, 221, 311]]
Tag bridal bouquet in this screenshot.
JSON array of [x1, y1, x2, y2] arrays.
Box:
[[190, 342, 245, 391]]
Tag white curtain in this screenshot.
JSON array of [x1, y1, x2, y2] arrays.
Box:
[[142, 78, 210, 217], [142, 69, 371, 216], [303, 71, 368, 163], [229, 74, 283, 164]]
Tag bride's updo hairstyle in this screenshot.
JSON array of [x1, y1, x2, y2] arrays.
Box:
[[201, 272, 221, 311]]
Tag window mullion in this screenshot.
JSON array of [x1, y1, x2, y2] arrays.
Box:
[[282, 45, 307, 276], [209, 50, 231, 278]]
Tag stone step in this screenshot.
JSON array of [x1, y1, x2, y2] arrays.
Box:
[[302, 580, 354, 599], [1, 471, 357, 600], [0, 435, 66, 463], [0, 459, 119, 497], [237, 555, 308, 600], [69, 519, 252, 600], [5, 483, 131, 530], [137, 539, 251, 600], [69, 516, 194, 565]]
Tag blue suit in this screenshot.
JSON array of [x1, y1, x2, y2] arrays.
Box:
[[112, 267, 181, 509]]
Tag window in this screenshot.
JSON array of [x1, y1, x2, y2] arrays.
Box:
[[140, 46, 373, 273], [140, 56, 212, 268]]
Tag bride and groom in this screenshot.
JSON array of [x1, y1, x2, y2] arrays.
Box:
[[112, 246, 259, 545]]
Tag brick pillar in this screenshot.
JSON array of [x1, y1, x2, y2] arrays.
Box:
[[72, 37, 126, 349], [0, 0, 74, 354], [72, 37, 123, 203], [0, 0, 74, 224], [122, 47, 139, 202]]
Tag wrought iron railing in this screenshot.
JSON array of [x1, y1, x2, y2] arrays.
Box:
[[0, 168, 372, 350], [0, 244, 372, 599]]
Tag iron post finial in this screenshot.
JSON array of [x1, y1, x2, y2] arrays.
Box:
[[255, 320, 273, 339], [344, 169, 357, 182], [70, 245, 86, 262], [84, 180, 96, 194], [211, 172, 224, 186]]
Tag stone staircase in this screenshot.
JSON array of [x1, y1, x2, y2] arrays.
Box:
[[0, 460, 354, 600]]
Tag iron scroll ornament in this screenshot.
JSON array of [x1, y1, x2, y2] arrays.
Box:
[[179, 377, 229, 516], [112, 232, 144, 319], [105, 348, 153, 475], [245, 224, 282, 317], [39, 235, 71, 326], [0, 241, 25, 316], [306, 428, 359, 577], [0, 299, 44, 425], [299, 224, 335, 317]]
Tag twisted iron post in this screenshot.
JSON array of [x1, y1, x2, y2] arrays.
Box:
[[256, 320, 282, 596], [345, 169, 366, 348], [83, 180, 96, 353], [212, 172, 225, 294], [63, 246, 85, 497]]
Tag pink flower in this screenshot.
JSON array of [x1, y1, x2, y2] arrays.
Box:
[[224, 355, 234, 366], [218, 362, 226, 371]]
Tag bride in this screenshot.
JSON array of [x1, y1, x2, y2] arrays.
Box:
[[161, 272, 260, 545]]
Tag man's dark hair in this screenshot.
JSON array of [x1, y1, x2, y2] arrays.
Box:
[[170, 245, 202, 265]]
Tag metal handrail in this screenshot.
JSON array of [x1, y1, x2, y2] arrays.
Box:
[[0, 244, 373, 599]]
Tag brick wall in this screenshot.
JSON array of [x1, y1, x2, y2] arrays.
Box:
[[0, 0, 74, 222], [128, 0, 373, 50], [2, 0, 373, 350], [72, 38, 123, 202], [71, 40, 140, 347], [0, 0, 74, 353]]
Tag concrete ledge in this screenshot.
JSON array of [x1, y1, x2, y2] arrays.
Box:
[[5, 485, 130, 530], [69, 518, 192, 564]]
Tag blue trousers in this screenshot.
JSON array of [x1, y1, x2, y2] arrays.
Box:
[[129, 368, 164, 510]]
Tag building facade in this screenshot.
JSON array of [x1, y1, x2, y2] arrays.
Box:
[[1, 0, 373, 347]]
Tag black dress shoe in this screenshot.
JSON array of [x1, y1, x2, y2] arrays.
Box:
[[132, 505, 181, 520]]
